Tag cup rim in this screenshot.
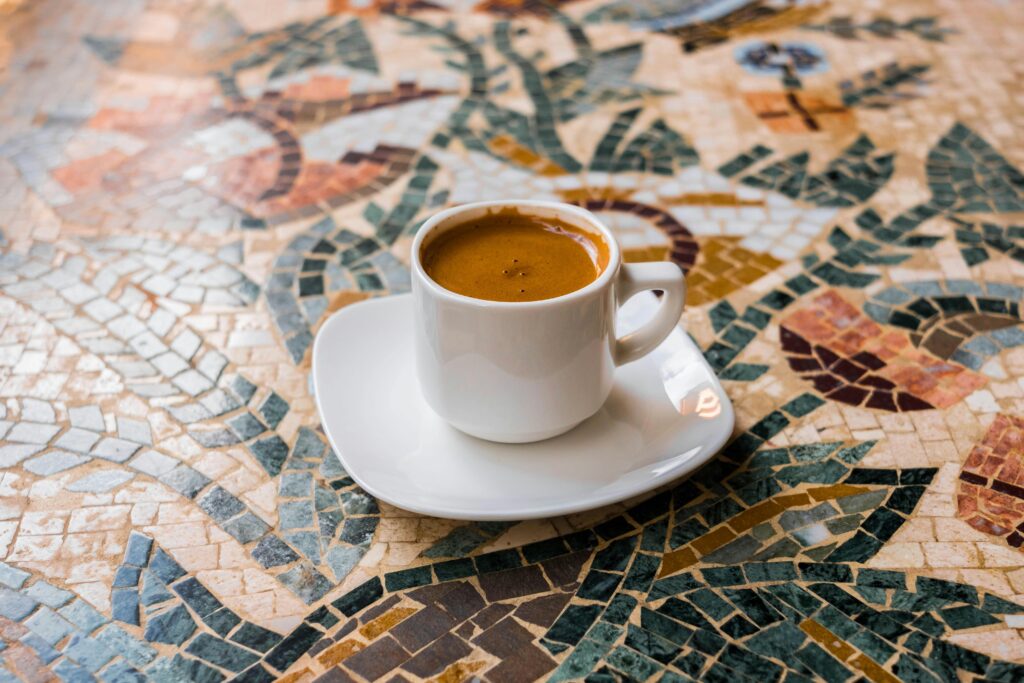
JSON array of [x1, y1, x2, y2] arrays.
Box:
[[411, 199, 622, 308]]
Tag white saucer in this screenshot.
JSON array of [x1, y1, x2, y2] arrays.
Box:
[[312, 292, 734, 520]]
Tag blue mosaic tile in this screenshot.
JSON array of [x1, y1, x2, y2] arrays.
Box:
[[24, 606, 76, 645], [0, 562, 30, 590], [58, 600, 106, 635], [62, 633, 116, 672], [94, 624, 157, 668], [20, 632, 60, 664], [0, 587, 37, 621]]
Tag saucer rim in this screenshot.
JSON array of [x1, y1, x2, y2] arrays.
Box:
[[312, 293, 735, 521]]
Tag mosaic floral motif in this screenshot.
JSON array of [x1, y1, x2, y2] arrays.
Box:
[[3, 0, 1024, 681], [958, 415, 1024, 547], [865, 280, 1024, 373], [735, 41, 828, 78], [779, 290, 987, 412]]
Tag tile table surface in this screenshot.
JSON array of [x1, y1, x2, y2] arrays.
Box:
[[1, 0, 1024, 680]]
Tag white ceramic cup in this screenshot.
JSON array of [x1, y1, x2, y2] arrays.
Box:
[[411, 200, 686, 443]]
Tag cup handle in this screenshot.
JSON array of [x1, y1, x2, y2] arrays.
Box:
[[613, 261, 686, 366]]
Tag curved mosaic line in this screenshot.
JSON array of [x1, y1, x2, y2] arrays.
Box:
[[266, 155, 440, 364], [213, 17, 380, 102], [228, 110, 303, 202], [566, 560, 1024, 682], [778, 289, 987, 412], [572, 198, 699, 272], [265, 219, 410, 365], [0, 554, 169, 681], [0, 531, 288, 680], [702, 123, 1024, 386], [225, 414, 1024, 682], [0, 396, 376, 605], [0, 244, 380, 603], [865, 279, 1024, 371]]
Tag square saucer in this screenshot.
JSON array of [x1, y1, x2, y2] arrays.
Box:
[[312, 292, 734, 520]]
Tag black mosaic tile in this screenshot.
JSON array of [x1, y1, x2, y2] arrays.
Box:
[[204, 607, 242, 637], [384, 566, 432, 592], [149, 549, 186, 585], [332, 577, 383, 617], [593, 516, 636, 540], [546, 604, 602, 646], [306, 606, 339, 630], [264, 623, 323, 673], [432, 558, 475, 582], [251, 535, 300, 568], [186, 633, 260, 672], [474, 549, 522, 573], [521, 538, 570, 564], [231, 622, 283, 653], [144, 604, 196, 645], [173, 578, 221, 617]]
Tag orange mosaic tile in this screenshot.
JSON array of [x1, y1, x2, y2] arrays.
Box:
[[958, 414, 1024, 544], [686, 236, 782, 305]]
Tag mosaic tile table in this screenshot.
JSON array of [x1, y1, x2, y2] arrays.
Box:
[[1, 0, 1024, 681]]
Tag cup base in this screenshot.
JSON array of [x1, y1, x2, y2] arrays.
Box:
[[447, 417, 586, 444]]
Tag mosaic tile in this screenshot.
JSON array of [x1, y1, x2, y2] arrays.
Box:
[[3, 0, 1024, 680]]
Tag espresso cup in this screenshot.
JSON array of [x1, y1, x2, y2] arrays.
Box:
[[411, 200, 686, 443]]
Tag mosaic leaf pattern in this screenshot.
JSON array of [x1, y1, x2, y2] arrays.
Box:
[[3, 0, 1024, 681]]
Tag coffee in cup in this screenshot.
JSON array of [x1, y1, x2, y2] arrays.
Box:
[[420, 209, 610, 303]]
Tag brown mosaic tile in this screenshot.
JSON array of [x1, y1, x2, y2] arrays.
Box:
[[389, 605, 459, 653], [471, 603, 515, 631], [434, 659, 487, 683], [400, 632, 473, 678], [314, 668, 359, 683], [343, 635, 411, 681], [512, 593, 571, 628], [686, 237, 782, 306], [478, 565, 551, 602], [434, 582, 486, 621], [484, 647, 558, 683], [471, 616, 537, 658], [317, 639, 365, 669], [538, 551, 589, 588], [359, 606, 417, 640], [743, 91, 852, 134]]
